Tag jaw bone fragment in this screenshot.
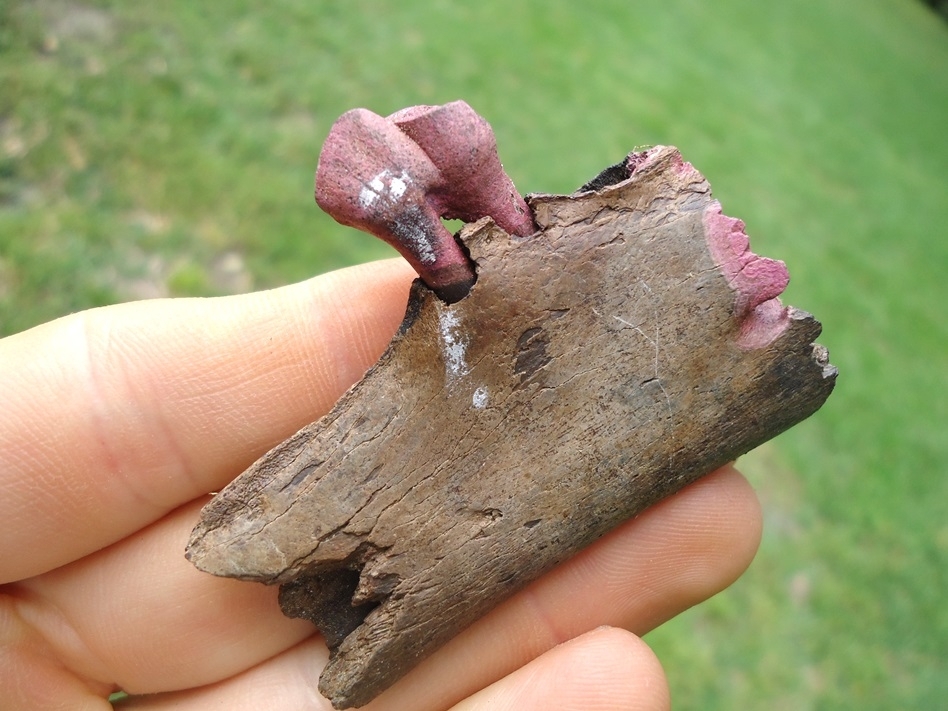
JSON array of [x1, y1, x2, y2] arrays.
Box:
[[187, 145, 836, 709]]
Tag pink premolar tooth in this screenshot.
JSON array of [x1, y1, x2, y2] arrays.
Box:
[[314, 108, 475, 303], [316, 102, 534, 303]]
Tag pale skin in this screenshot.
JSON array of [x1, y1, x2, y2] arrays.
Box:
[[0, 258, 762, 710]]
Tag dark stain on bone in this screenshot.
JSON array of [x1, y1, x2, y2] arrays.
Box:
[[514, 327, 552, 383]]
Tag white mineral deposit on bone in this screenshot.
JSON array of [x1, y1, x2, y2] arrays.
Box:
[[438, 309, 470, 382], [472, 386, 489, 409]]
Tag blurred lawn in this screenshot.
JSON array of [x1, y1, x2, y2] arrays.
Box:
[[2, 0, 946, 708]]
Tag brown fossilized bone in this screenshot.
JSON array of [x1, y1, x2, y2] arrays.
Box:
[[186, 128, 836, 708]]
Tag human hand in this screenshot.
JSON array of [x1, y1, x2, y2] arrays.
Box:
[[0, 259, 761, 710]]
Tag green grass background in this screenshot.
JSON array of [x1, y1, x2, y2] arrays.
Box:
[[2, 0, 946, 707]]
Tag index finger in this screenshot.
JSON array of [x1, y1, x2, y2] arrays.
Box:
[[0, 259, 415, 583]]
